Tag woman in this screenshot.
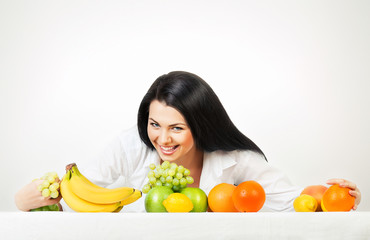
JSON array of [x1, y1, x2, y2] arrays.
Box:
[[15, 71, 361, 212]]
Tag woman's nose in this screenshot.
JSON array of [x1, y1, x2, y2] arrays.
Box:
[[159, 130, 171, 144]]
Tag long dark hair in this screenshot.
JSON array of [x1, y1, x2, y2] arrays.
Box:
[[137, 71, 266, 160]]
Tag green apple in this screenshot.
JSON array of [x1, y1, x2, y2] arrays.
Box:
[[180, 187, 208, 212], [145, 186, 174, 212]]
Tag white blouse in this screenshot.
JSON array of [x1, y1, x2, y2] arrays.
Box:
[[63, 126, 302, 212]]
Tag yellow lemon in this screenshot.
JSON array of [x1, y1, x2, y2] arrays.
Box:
[[162, 193, 194, 212], [321, 201, 328, 212], [293, 194, 318, 212]]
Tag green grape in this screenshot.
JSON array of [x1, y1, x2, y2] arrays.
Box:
[[177, 165, 185, 173], [172, 185, 180, 192], [49, 184, 57, 192], [166, 176, 173, 183], [42, 188, 51, 197], [149, 176, 157, 185], [155, 180, 163, 187], [147, 170, 155, 178], [154, 171, 161, 178], [47, 175, 55, 183], [186, 176, 194, 184], [162, 169, 168, 178], [183, 169, 191, 176], [168, 168, 176, 177], [175, 172, 183, 179], [159, 176, 166, 183], [52, 182, 60, 189], [172, 178, 180, 186], [149, 163, 156, 170], [170, 163, 178, 169], [161, 161, 170, 169], [142, 184, 151, 194], [49, 182, 59, 192], [41, 180, 50, 189], [164, 182, 173, 188], [50, 190, 59, 198], [179, 178, 187, 186]]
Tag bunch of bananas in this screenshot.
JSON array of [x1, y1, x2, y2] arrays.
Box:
[[60, 163, 141, 212]]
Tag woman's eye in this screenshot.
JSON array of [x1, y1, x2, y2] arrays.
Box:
[[150, 122, 160, 128], [172, 127, 183, 131]]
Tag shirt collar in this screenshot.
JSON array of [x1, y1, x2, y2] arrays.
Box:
[[205, 150, 237, 177]]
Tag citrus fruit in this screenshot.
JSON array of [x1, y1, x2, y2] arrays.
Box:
[[180, 187, 208, 212], [293, 194, 318, 212], [145, 186, 174, 212], [232, 180, 265, 212], [162, 193, 194, 212], [321, 184, 355, 212], [301, 185, 328, 212], [208, 183, 238, 212]]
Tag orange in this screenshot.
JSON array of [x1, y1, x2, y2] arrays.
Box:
[[321, 184, 355, 212], [301, 185, 328, 211], [232, 180, 265, 212], [208, 183, 238, 212]]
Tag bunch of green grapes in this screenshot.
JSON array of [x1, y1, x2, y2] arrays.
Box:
[[36, 172, 60, 198], [31, 172, 61, 211], [142, 161, 194, 194]]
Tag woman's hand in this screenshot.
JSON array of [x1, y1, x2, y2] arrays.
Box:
[[14, 179, 62, 211], [326, 178, 361, 210]]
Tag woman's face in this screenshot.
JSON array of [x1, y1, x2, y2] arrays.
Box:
[[147, 100, 196, 163]]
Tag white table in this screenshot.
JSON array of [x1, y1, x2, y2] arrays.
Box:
[[1, 212, 369, 240]]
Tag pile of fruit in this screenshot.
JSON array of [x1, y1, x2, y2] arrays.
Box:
[[143, 162, 267, 213], [293, 184, 355, 212], [31, 161, 355, 213], [143, 161, 207, 212]]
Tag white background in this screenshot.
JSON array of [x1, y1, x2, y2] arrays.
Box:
[[1, 0, 369, 211]]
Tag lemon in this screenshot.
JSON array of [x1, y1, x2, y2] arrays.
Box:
[[162, 193, 194, 212], [293, 194, 318, 212], [321, 201, 328, 212]]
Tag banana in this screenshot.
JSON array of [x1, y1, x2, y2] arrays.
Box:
[[113, 206, 123, 213], [68, 163, 135, 204], [120, 188, 142, 206], [60, 171, 120, 212], [113, 190, 142, 212], [70, 164, 106, 190]]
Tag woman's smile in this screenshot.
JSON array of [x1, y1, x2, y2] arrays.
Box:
[[159, 145, 179, 155]]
